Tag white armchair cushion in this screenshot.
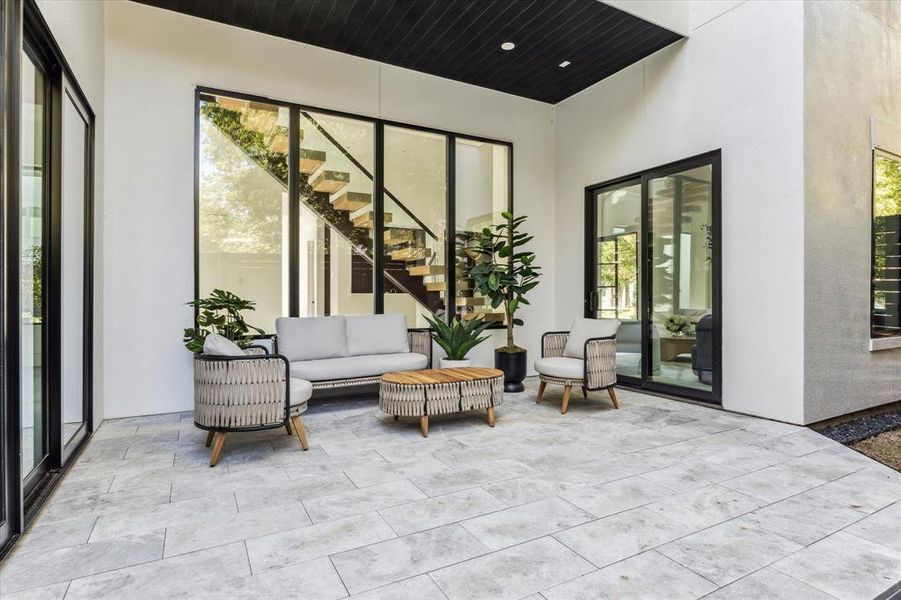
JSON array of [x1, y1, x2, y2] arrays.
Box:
[[289, 378, 313, 406], [563, 318, 621, 359], [534, 356, 584, 380], [203, 333, 244, 356], [276, 316, 348, 362], [345, 314, 409, 356]]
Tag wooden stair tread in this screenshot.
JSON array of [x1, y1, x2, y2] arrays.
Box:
[[384, 228, 419, 243], [331, 191, 372, 212], [425, 282, 446, 292], [390, 247, 432, 261], [353, 211, 392, 229], [455, 296, 485, 307], [312, 170, 350, 194], [408, 264, 445, 276], [300, 148, 326, 174], [462, 312, 505, 322]]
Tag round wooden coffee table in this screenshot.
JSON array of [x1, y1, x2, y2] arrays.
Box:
[[379, 367, 504, 437]]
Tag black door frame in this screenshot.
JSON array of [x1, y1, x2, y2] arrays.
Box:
[[0, 0, 96, 558], [585, 150, 722, 405]]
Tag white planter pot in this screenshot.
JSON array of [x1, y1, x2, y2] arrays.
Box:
[[440, 358, 472, 369]]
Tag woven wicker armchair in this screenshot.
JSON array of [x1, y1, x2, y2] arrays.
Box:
[[194, 345, 311, 466], [534, 330, 618, 414]]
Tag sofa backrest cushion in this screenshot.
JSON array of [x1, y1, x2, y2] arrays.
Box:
[[345, 314, 409, 356], [276, 316, 348, 361], [203, 333, 244, 357], [563, 318, 621, 359]]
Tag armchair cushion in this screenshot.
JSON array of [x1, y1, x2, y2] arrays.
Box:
[[202, 333, 244, 357], [289, 378, 313, 409], [346, 314, 409, 356], [276, 316, 348, 362], [534, 356, 584, 380], [562, 318, 620, 359]]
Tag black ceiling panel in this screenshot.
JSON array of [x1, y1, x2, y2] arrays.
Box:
[[132, 0, 683, 104]]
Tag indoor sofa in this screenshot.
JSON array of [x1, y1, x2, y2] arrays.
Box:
[[274, 314, 432, 391]]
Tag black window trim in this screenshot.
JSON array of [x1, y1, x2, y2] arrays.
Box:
[[193, 85, 514, 330]]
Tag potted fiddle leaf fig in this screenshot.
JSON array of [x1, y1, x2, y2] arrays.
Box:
[[183, 289, 266, 353], [470, 211, 541, 391], [422, 313, 491, 368]]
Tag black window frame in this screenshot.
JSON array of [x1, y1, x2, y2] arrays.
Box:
[[871, 147, 901, 341], [193, 85, 514, 330], [584, 150, 722, 405]]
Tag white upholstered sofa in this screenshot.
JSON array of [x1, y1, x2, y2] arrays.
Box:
[[274, 314, 432, 391]]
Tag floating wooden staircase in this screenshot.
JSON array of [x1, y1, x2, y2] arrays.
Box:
[[312, 170, 351, 194], [331, 191, 371, 212]]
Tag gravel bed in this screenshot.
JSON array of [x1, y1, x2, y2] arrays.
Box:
[[852, 429, 901, 471], [819, 410, 901, 445]]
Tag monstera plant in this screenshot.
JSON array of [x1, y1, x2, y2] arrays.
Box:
[[470, 211, 541, 391], [183, 289, 265, 353]]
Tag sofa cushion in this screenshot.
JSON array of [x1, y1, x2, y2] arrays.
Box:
[[289, 353, 428, 381], [563, 318, 621, 359], [203, 333, 244, 356], [276, 316, 347, 362], [345, 314, 409, 356], [534, 356, 584, 380]]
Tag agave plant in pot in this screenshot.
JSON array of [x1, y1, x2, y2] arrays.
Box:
[[422, 313, 491, 368], [470, 212, 541, 392]]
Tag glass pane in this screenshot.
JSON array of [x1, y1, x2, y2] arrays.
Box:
[[873, 151, 901, 338], [298, 111, 374, 316], [198, 95, 288, 332], [595, 182, 641, 378], [649, 165, 713, 391], [384, 126, 447, 327], [61, 94, 88, 445], [454, 139, 508, 325], [21, 54, 46, 475]]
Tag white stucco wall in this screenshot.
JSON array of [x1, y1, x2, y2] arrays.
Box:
[[803, 0, 901, 423], [36, 0, 105, 427], [554, 0, 807, 422], [102, 1, 556, 418]]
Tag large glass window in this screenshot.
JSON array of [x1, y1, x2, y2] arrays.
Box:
[[299, 111, 375, 317], [195, 90, 512, 331], [873, 150, 901, 338], [383, 126, 447, 327], [454, 139, 509, 325], [198, 96, 288, 331]]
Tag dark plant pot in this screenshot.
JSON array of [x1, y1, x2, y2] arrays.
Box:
[[495, 349, 527, 393]]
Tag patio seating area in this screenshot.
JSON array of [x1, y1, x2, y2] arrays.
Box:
[[2, 380, 900, 600]]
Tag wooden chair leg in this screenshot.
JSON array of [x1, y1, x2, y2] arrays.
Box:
[[284, 420, 293, 435], [561, 385, 572, 414], [607, 386, 619, 409], [536, 381, 547, 403], [204, 430, 214, 448], [290, 415, 309, 450], [209, 432, 227, 467], [420, 415, 429, 437], [487, 406, 496, 428], [581, 385, 588, 398]]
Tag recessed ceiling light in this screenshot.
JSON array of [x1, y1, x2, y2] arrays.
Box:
[[501, 42, 515, 51], [559, 61, 571, 68]]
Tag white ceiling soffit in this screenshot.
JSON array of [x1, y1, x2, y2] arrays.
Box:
[[600, 0, 690, 37]]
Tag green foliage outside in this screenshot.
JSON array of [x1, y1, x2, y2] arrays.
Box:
[[183, 289, 265, 353], [470, 212, 541, 352]]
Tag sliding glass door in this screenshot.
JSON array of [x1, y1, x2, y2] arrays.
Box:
[[20, 46, 48, 493], [585, 151, 721, 403]]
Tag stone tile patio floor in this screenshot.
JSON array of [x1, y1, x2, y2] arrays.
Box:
[[2, 378, 901, 600]]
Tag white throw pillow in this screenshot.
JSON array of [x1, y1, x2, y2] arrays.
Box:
[[345, 314, 409, 356], [276, 316, 348, 362], [203, 333, 244, 356], [562, 318, 621, 359]]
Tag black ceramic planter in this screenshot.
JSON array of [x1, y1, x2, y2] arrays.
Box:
[[495, 349, 527, 392]]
